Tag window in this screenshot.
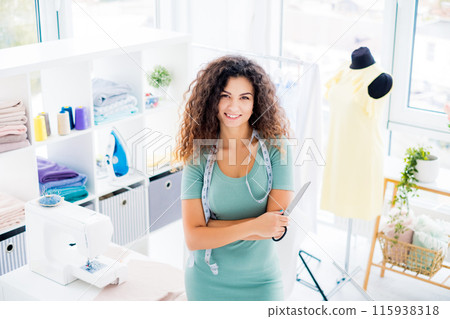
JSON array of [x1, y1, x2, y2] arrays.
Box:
[[71, 0, 156, 39], [409, 0, 450, 113], [0, 0, 38, 49], [388, 0, 450, 139], [283, 0, 386, 96]]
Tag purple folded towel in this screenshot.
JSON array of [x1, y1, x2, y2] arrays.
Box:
[[37, 156, 79, 183]]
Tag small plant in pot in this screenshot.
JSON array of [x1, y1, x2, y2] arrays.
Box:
[[412, 146, 439, 183], [146, 65, 172, 100]]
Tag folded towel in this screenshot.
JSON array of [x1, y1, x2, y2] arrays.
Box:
[[0, 133, 27, 144], [0, 139, 30, 153], [94, 106, 138, 125], [0, 100, 24, 115], [92, 78, 132, 107], [45, 186, 88, 203], [0, 99, 21, 110], [0, 114, 27, 125], [94, 95, 138, 116], [0, 108, 25, 119], [37, 157, 79, 183], [39, 174, 87, 193], [0, 116, 28, 127], [0, 192, 25, 232], [0, 124, 27, 137]]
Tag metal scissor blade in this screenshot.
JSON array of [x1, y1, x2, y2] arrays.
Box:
[[284, 181, 311, 216]]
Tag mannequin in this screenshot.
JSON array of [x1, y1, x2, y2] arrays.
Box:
[[321, 46, 393, 221], [319, 47, 393, 297], [350, 47, 393, 99]]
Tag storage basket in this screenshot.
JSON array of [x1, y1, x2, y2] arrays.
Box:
[[0, 226, 27, 276], [99, 182, 147, 246], [148, 169, 182, 232], [378, 232, 448, 277]]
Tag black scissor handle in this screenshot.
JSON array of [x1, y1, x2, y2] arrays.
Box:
[[272, 226, 287, 242]]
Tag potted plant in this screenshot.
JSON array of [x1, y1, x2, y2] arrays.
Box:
[[385, 146, 437, 241], [146, 65, 172, 100], [410, 146, 440, 183]]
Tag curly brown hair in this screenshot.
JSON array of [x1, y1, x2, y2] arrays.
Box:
[[175, 55, 291, 164]]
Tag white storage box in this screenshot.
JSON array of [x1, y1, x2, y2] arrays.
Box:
[[0, 226, 27, 276], [98, 183, 147, 246]]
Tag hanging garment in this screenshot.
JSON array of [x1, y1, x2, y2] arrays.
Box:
[[275, 62, 323, 298], [321, 63, 391, 220], [277, 63, 323, 231]]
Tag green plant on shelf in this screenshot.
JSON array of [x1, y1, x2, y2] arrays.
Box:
[[387, 146, 431, 241], [146, 65, 172, 89], [391, 146, 431, 211]]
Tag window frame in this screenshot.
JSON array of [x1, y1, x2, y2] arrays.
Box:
[[386, 0, 450, 142], [38, 0, 74, 41]]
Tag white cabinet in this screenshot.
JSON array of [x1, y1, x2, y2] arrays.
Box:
[[0, 29, 190, 248]]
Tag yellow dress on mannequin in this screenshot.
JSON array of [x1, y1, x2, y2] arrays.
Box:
[[320, 63, 391, 221]]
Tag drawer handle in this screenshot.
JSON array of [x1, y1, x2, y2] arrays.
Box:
[[165, 180, 172, 189], [122, 199, 127, 206], [6, 243, 14, 253]]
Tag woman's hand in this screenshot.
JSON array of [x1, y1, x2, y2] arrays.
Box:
[[252, 210, 289, 239]]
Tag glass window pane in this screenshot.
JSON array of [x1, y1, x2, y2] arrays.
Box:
[[0, 0, 38, 49], [283, 0, 385, 93], [409, 1, 450, 113], [72, 0, 155, 38]]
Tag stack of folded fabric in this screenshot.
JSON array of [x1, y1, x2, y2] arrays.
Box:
[[92, 78, 138, 125], [0, 99, 30, 153], [37, 157, 89, 203], [0, 192, 25, 232]]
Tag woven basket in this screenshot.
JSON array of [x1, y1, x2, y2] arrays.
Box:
[[378, 232, 448, 277]]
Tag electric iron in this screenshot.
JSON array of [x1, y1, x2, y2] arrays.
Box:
[[105, 127, 131, 180]]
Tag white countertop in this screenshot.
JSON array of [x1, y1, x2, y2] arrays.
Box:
[[0, 244, 185, 301]]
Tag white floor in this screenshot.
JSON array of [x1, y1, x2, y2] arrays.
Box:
[[132, 218, 450, 301], [289, 222, 450, 301]]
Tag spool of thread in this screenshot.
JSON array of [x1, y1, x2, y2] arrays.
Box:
[[34, 115, 47, 142], [39, 112, 51, 136], [57, 111, 71, 136], [61, 106, 75, 130], [75, 106, 90, 130]]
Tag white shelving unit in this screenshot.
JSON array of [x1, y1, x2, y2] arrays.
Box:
[[0, 29, 190, 240]]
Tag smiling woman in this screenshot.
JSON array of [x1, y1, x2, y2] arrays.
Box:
[[175, 55, 295, 301], [217, 77, 254, 128]]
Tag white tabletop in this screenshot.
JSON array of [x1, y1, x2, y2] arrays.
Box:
[[0, 244, 185, 301]]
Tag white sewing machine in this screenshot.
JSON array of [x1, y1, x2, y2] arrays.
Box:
[[24, 199, 127, 289]]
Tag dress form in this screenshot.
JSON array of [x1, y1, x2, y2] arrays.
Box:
[[350, 47, 392, 99], [320, 47, 393, 297]]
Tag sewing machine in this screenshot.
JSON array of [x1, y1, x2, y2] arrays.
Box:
[[24, 199, 127, 289]]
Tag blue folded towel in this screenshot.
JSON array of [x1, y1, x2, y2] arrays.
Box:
[[92, 78, 132, 107], [94, 107, 138, 125], [45, 186, 89, 203]]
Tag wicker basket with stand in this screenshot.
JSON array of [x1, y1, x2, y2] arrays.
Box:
[[378, 232, 449, 277]]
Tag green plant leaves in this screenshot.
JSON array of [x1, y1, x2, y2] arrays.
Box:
[[146, 65, 172, 88]]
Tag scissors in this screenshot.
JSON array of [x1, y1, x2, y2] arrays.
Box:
[[272, 181, 311, 242]]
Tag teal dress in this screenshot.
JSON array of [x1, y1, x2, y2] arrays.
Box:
[[181, 137, 295, 301]]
